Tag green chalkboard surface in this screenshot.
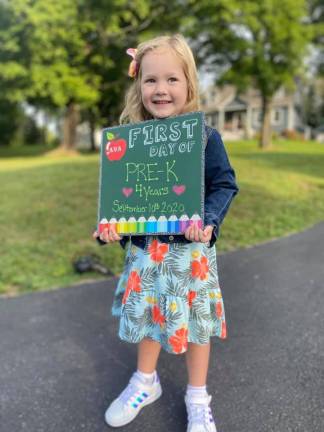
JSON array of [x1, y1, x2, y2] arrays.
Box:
[[97, 111, 205, 235]]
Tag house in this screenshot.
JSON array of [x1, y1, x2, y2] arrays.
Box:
[[313, 125, 324, 143], [200, 85, 305, 140]]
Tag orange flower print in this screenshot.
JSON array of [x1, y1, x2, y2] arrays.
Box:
[[169, 327, 188, 354], [152, 305, 166, 326], [191, 256, 209, 280], [122, 271, 141, 304], [148, 240, 169, 263], [187, 290, 197, 308], [216, 301, 223, 318], [220, 321, 227, 339]]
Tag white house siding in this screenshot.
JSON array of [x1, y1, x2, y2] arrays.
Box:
[[202, 85, 305, 139]]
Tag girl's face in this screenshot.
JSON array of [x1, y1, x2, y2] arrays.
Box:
[[140, 48, 188, 119]]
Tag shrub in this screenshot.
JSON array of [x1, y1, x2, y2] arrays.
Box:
[[281, 129, 305, 141]]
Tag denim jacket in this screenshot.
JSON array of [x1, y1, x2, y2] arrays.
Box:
[[98, 125, 239, 250]]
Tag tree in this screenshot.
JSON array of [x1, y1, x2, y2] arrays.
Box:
[[19, 0, 100, 149], [79, 0, 186, 150], [1, 0, 186, 150], [0, 0, 29, 101], [306, 0, 324, 75], [186, 0, 311, 148], [302, 79, 324, 130], [0, 0, 29, 145], [0, 0, 101, 149]]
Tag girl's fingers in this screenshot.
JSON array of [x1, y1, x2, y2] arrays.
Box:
[[185, 225, 196, 241], [184, 226, 192, 240], [107, 228, 114, 242], [198, 229, 205, 242], [200, 225, 213, 242], [115, 230, 122, 240], [100, 228, 109, 242], [185, 225, 213, 243], [199, 231, 210, 242], [93, 231, 99, 239], [193, 222, 200, 242], [108, 226, 122, 242], [98, 227, 121, 243], [204, 225, 213, 233], [111, 230, 122, 241], [184, 223, 200, 242]]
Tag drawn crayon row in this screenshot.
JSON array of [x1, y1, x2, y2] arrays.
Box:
[[98, 214, 203, 234]]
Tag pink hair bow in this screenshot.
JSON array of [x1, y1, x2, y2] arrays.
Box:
[[126, 48, 139, 78]]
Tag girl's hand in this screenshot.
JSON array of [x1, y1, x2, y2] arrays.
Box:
[[184, 224, 214, 243], [93, 227, 122, 243]]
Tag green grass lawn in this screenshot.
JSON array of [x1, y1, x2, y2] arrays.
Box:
[[1, 139, 324, 296]]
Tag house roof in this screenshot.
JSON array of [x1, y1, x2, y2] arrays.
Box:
[[201, 84, 297, 112], [224, 97, 247, 112]]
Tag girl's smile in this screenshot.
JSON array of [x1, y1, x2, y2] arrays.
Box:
[[140, 49, 188, 119]]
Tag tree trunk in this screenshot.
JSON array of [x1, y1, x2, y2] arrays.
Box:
[[260, 96, 272, 149], [42, 111, 48, 146], [89, 110, 96, 152], [61, 102, 79, 149]]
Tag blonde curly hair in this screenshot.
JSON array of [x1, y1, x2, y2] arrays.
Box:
[[120, 34, 200, 124]]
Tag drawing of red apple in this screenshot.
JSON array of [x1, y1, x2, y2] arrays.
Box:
[[105, 133, 127, 161]]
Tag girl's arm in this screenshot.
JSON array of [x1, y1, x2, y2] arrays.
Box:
[[204, 128, 239, 245]]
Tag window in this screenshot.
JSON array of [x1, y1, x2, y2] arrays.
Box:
[[272, 109, 282, 125]]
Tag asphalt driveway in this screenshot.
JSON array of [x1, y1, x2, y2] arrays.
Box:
[[1, 223, 323, 432]]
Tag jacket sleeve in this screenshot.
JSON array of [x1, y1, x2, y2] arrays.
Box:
[[204, 129, 239, 246]]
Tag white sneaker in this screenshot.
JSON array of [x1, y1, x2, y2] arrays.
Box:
[[105, 371, 162, 427], [185, 393, 217, 432]]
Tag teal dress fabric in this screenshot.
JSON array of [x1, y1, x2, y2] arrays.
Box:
[[112, 237, 227, 354]]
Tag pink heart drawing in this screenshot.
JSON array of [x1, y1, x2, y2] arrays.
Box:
[[122, 187, 133, 197], [172, 185, 186, 195]]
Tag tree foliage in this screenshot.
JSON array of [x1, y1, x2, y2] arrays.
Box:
[[79, 0, 186, 137], [306, 0, 324, 75], [0, 0, 185, 148], [0, 0, 29, 103], [0, 0, 99, 147], [0, 0, 317, 149], [186, 0, 311, 148]]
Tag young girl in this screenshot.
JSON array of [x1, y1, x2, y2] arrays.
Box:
[[94, 34, 238, 432]]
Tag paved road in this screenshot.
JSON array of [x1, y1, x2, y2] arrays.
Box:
[[1, 223, 323, 432]]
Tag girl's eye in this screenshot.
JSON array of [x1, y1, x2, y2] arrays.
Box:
[[145, 78, 155, 83], [169, 77, 178, 82]]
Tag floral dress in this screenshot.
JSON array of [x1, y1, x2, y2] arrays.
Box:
[[112, 237, 227, 354]]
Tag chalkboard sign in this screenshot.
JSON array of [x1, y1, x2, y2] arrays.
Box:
[[97, 111, 205, 235]]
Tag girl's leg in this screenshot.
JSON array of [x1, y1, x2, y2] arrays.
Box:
[[137, 337, 162, 373], [105, 338, 162, 427], [185, 343, 217, 431], [185, 342, 210, 385]]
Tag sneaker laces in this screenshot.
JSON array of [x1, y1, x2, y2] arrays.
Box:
[[187, 395, 213, 426]]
